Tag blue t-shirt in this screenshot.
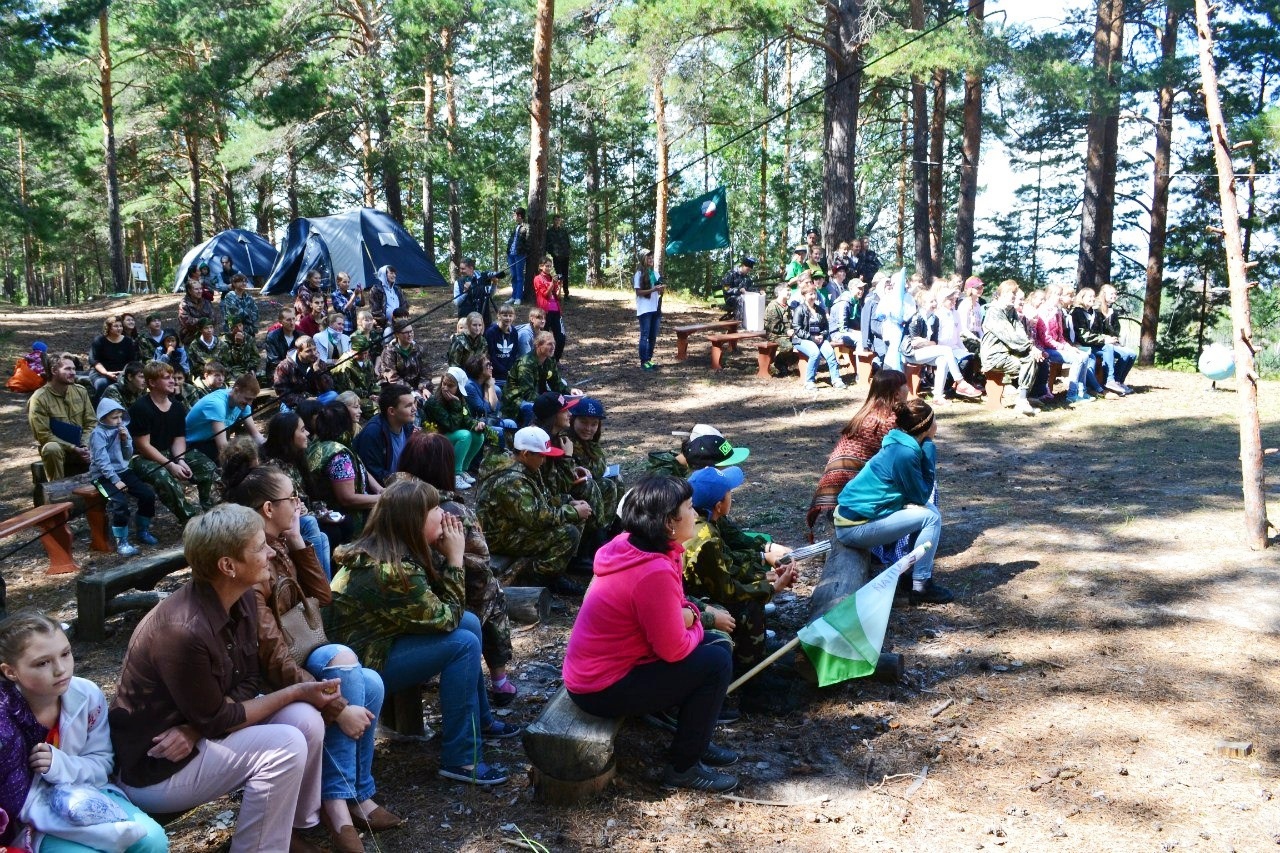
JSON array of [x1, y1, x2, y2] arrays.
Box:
[[185, 389, 250, 443], [387, 425, 408, 473]]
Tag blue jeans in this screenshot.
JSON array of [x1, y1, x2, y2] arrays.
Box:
[[379, 611, 492, 768], [794, 338, 841, 383], [304, 645, 384, 801], [833, 503, 941, 582], [1097, 343, 1136, 384], [638, 310, 661, 365], [1043, 347, 1090, 396], [299, 512, 331, 579], [508, 255, 525, 302]]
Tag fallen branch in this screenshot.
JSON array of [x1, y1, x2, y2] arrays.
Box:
[[904, 765, 929, 798], [929, 697, 954, 717], [719, 794, 830, 808]]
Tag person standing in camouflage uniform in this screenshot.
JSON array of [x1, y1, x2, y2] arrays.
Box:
[[476, 426, 590, 595]]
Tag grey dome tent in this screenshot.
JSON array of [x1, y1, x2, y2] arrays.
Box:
[[262, 208, 446, 295], [172, 229, 279, 291]]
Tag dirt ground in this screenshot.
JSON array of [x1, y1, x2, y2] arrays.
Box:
[[1, 286, 1278, 853]]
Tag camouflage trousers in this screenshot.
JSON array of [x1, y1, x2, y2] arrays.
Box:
[[489, 522, 582, 582], [723, 598, 767, 675], [466, 565, 513, 670], [129, 450, 218, 524]]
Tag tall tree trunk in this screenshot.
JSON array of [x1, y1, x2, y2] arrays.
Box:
[[1193, 0, 1269, 549], [255, 174, 272, 239], [1077, 0, 1124, 291], [759, 37, 770, 262], [585, 123, 602, 287], [897, 98, 908, 266], [526, 0, 555, 270], [954, 0, 984, 278], [1140, 0, 1178, 365], [422, 71, 436, 263], [1093, 0, 1124, 289], [184, 126, 203, 244], [910, 0, 932, 281], [377, 102, 403, 221], [443, 28, 462, 279], [822, 2, 865, 255], [99, 10, 127, 294], [653, 70, 670, 276], [781, 32, 794, 257], [359, 120, 377, 208], [929, 67, 946, 275], [18, 130, 36, 304], [286, 146, 300, 222]]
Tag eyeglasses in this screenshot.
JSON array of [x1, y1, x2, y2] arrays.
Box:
[[266, 492, 300, 505]]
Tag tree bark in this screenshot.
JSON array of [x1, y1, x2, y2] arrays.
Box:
[[18, 130, 37, 304], [822, 4, 864, 255], [99, 10, 127, 294], [443, 28, 462, 280], [760, 37, 770, 262], [897, 98, 908, 266], [1078, 0, 1124, 291], [526, 0, 555, 271], [910, 0, 931, 281], [653, 70, 670, 276], [286, 146, 300, 223], [929, 67, 945, 274], [1193, 0, 1269, 550], [184, 125, 203, 245], [954, 0, 984, 279], [585, 123, 602, 288], [1140, 0, 1177, 365], [422, 71, 436, 264]]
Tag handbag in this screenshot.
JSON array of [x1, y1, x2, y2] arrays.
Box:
[[271, 574, 329, 667]]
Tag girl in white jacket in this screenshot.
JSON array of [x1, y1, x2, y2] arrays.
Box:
[[0, 611, 167, 853]]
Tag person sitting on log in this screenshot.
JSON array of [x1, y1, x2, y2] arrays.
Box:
[[562, 474, 739, 793], [833, 398, 951, 605], [682, 466, 797, 714], [531, 391, 606, 569]]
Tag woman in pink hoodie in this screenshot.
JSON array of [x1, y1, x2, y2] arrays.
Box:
[[562, 475, 738, 793]]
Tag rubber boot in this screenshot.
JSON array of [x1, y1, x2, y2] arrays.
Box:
[[136, 517, 159, 546], [112, 526, 139, 557]]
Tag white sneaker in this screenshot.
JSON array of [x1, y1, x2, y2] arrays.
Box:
[[1014, 398, 1037, 417], [454, 475, 472, 491], [461, 472, 476, 485], [803, 381, 818, 391]]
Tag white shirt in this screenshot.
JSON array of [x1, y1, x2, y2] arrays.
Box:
[[314, 328, 350, 362], [634, 269, 661, 316]]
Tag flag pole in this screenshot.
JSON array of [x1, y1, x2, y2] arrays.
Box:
[[726, 636, 801, 695]]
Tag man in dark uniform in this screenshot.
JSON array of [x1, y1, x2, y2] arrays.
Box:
[[720, 256, 757, 324], [545, 214, 572, 299]]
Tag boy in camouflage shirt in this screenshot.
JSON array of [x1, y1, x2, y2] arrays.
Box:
[[475, 426, 591, 596]]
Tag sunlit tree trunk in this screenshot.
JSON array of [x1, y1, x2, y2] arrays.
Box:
[[822, 3, 864, 254], [910, 0, 931, 281], [653, 70, 669, 275], [99, 10, 127, 293], [526, 0, 554, 269], [422, 71, 436, 263], [443, 27, 462, 279], [929, 67, 946, 275], [1078, 0, 1124, 291], [954, 0, 984, 278], [1140, 0, 1177, 365]]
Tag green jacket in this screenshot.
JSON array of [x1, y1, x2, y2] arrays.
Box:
[[446, 333, 487, 369], [421, 392, 473, 434], [682, 515, 773, 606], [188, 337, 229, 374], [476, 456, 579, 550], [763, 300, 794, 351], [645, 449, 690, 478], [100, 380, 143, 413], [220, 337, 261, 379], [29, 383, 96, 449], [326, 551, 465, 671], [502, 352, 568, 420], [375, 342, 428, 389], [330, 357, 379, 416], [980, 303, 1032, 363]]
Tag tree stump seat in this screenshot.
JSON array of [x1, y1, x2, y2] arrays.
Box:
[[523, 687, 623, 805], [75, 547, 187, 641]]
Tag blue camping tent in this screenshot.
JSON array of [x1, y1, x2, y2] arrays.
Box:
[[172, 229, 278, 291], [262, 208, 446, 295]]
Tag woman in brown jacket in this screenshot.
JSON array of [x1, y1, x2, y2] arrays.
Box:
[[221, 440, 400, 853]]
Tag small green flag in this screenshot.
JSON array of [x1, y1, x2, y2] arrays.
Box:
[[796, 542, 931, 687], [665, 186, 730, 256]]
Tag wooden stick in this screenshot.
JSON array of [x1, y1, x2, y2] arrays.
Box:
[[726, 636, 800, 694], [720, 793, 830, 807]]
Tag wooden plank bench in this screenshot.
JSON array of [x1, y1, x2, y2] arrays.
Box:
[[797, 536, 903, 685], [674, 320, 739, 361], [0, 502, 78, 576], [32, 466, 111, 552], [523, 687, 624, 804], [706, 330, 764, 370], [984, 369, 1008, 410], [75, 547, 188, 641], [833, 343, 877, 382], [755, 342, 779, 378]]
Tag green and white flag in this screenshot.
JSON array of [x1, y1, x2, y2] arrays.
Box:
[[797, 542, 931, 687], [665, 186, 730, 256]]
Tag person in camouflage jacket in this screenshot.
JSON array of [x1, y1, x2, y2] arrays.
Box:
[[568, 397, 621, 529], [500, 331, 579, 422], [220, 322, 262, 380], [100, 362, 147, 412], [475, 427, 590, 590], [330, 332, 379, 419], [375, 321, 429, 391], [187, 320, 229, 375], [447, 314, 489, 368]]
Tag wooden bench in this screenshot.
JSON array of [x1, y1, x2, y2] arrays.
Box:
[[796, 536, 903, 685], [75, 548, 188, 641], [0, 503, 78, 576], [674, 320, 739, 361], [32, 466, 111, 552], [523, 687, 624, 804], [833, 343, 877, 382], [984, 369, 1008, 410], [755, 342, 779, 378], [707, 331, 765, 370]]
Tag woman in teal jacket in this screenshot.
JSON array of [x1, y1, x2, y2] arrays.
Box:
[[833, 399, 951, 604]]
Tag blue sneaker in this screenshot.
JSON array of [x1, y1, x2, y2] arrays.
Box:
[[136, 526, 159, 546], [483, 721, 522, 742], [438, 762, 508, 786]]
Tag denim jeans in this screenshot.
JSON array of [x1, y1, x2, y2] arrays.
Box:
[[508, 255, 525, 302], [833, 503, 941, 582], [1097, 343, 1136, 384], [299, 513, 331, 579], [908, 344, 963, 400], [1043, 347, 1090, 396], [379, 610, 491, 768], [568, 634, 731, 772], [304, 644, 385, 801], [637, 310, 661, 365], [794, 338, 841, 383]]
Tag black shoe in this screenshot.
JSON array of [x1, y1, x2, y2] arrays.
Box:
[[644, 710, 678, 733], [717, 701, 741, 725], [548, 575, 588, 597], [662, 762, 738, 793], [701, 742, 739, 767], [908, 579, 955, 606]]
